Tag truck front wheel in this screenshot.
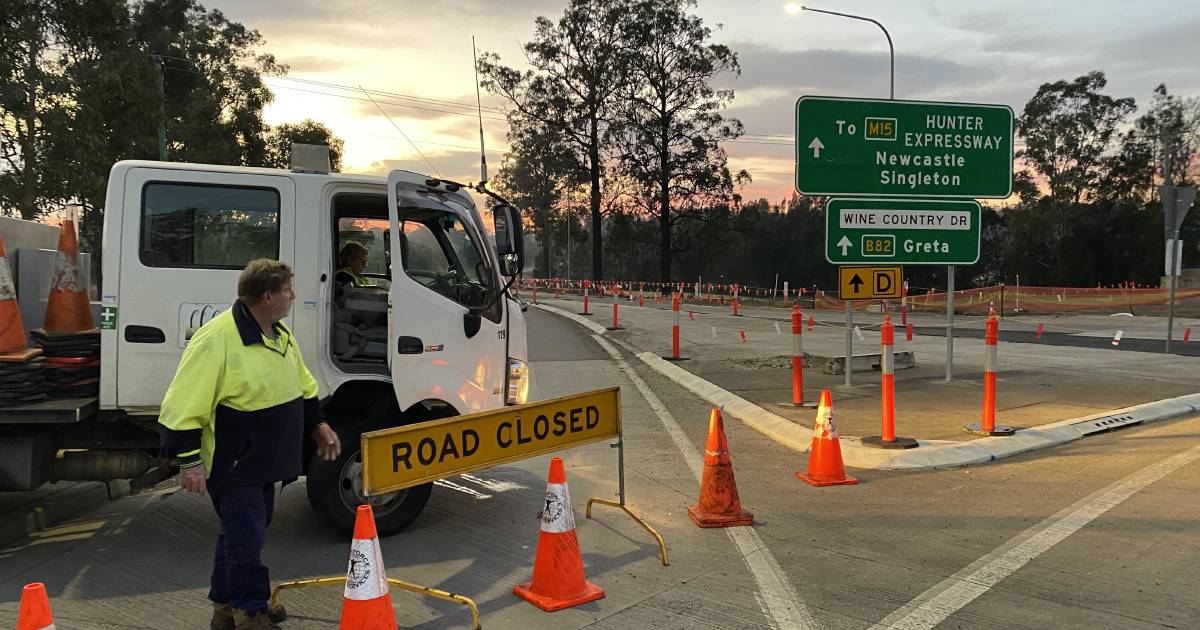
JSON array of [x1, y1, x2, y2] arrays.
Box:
[[305, 423, 432, 536]]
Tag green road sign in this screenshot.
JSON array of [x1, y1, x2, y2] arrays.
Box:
[[825, 198, 981, 265], [796, 96, 1014, 198]]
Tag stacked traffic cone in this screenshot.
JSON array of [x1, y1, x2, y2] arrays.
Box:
[[514, 457, 605, 611], [0, 234, 47, 407], [339, 505, 397, 629], [16, 582, 56, 630], [797, 390, 859, 487], [0, 234, 33, 357], [42, 220, 94, 332], [32, 220, 99, 399], [688, 408, 754, 528]]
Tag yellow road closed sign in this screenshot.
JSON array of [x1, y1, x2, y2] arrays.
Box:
[[361, 388, 622, 495], [839, 266, 903, 300]]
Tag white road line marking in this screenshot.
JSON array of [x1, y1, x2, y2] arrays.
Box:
[[593, 334, 819, 630], [873, 443, 1200, 630]]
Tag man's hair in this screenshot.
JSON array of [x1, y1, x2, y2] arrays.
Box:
[[339, 242, 368, 268], [238, 259, 293, 304]]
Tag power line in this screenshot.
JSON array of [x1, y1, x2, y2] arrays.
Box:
[[360, 86, 442, 178]]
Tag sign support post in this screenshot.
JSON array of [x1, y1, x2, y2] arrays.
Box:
[[946, 266, 955, 381], [845, 301, 853, 387]]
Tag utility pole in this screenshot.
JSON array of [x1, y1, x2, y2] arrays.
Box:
[[151, 55, 168, 161]]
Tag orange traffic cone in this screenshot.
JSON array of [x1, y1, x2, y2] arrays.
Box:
[[514, 457, 605, 611], [16, 582, 56, 630], [42, 220, 93, 333], [0, 234, 33, 357], [339, 505, 397, 630], [688, 408, 754, 528], [797, 390, 859, 487]]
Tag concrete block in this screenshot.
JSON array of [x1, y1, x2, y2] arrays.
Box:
[[819, 351, 916, 375]]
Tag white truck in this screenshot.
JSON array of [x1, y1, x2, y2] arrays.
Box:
[[0, 150, 530, 535]]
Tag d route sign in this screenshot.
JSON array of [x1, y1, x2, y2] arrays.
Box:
[[839, 266, 902, 301], [796, 95, 1014, 198], [825, 198, 981, 265]]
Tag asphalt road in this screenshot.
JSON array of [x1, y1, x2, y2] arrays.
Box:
[[2, 307, 1197, 629]]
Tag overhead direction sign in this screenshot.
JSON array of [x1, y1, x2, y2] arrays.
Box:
[[839, 266, 902, 300], [825, 198, 982, 265], [796, 96, 1014, 198], [361, 388, 621, 495]]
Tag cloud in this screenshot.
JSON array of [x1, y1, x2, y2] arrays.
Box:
[[723, 42, 997, 99]]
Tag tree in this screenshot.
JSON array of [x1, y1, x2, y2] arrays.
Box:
[[133, 0, 285, 167], [616, 0, 746, 284], [0, 0, 76, 219], [480, 0, 637, 280], [1017, 71, 1135, 204], [263, 119, 344, 171], [492, 115, 576, 277]]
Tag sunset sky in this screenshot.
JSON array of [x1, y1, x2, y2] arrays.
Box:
[[208, 0, 1200, 204]]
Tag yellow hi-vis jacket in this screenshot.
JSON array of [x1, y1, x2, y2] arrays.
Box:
[[158, 300, 321, 486], [335, 266, 375, 287]]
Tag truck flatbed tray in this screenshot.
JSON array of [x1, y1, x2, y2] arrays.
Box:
[[0, 398, 98, 423]]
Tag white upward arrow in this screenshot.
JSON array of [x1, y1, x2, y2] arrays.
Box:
[[837, 236, 852, 256], [808, 137, 825, 158]]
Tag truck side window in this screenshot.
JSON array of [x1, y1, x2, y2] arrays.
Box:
[[141, 182, 280, 268], [401, 211, 497, 319]]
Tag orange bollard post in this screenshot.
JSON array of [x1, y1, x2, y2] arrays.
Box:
[[608, 291, 624, 331], [664, 294, 688, 361], [906, 322, 913, 341], [862, 315, 918, 449], [779, 305, 815, 409], [1185, 327, 1192, 343], [1035, 323, 1044, 340], [532, 282, 538, 305], [967, 309, 1014, 436], [807, 315, 814, 331], [732, 296, 740, 316], [581, 281, 592, 315], [901, 305, 907, 326]]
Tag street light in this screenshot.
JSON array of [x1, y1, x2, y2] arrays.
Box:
[[784, 3, 894, 99]]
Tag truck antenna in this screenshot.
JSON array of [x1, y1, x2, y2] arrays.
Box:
[[473, 36, 488, 188]]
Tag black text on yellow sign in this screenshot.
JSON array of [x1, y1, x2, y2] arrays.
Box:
[[360, 388, 622, 495], [839, 266, 903, 300]]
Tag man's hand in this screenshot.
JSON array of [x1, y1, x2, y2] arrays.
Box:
[[180, 464, 207, 495], [313, 423, 342, 462]]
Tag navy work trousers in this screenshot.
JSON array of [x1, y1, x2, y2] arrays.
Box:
[[206, 481, 276, 614]]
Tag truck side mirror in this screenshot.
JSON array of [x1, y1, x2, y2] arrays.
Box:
[[492, 204, 524, 277]]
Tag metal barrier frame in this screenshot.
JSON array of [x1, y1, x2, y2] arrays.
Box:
[[270, 576, 482, 630], [585, 431, 670, 566]]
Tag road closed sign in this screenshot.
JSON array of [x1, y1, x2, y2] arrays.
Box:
[[839, 266, 903, 301], [360, 388, 622, 495]]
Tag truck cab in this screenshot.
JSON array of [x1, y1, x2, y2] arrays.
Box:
[[97, 157, 528, 534]]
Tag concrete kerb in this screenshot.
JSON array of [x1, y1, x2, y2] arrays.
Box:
[[535, 302, 1200, 471]]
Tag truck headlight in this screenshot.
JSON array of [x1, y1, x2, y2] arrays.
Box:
[[507, 358, 530, 405]]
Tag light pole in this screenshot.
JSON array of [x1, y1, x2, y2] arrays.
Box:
[[785, 3, 894, 99], [786, 2, 897, 386]]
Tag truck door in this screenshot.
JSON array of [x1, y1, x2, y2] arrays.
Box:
[[386, 172, 506, 414], [116, 167, 296, 411]]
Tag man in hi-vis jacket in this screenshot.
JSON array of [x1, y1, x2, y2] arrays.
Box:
[[160, 259, 341, 630]]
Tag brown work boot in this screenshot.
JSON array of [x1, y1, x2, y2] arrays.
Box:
[[232, 608, 282, 629], [211, 602, 236, 630], [266, 602, 287, 623]]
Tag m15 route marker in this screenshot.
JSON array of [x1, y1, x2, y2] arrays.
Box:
[[796, 95, 1014, 198], [825, 198, 981, 265]]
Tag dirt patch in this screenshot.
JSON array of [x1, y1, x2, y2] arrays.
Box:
[[729, 354, 814, 370]]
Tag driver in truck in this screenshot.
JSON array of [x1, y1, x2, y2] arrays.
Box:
[[335, 242, 375, 287], [158, 259, 343, 630]]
